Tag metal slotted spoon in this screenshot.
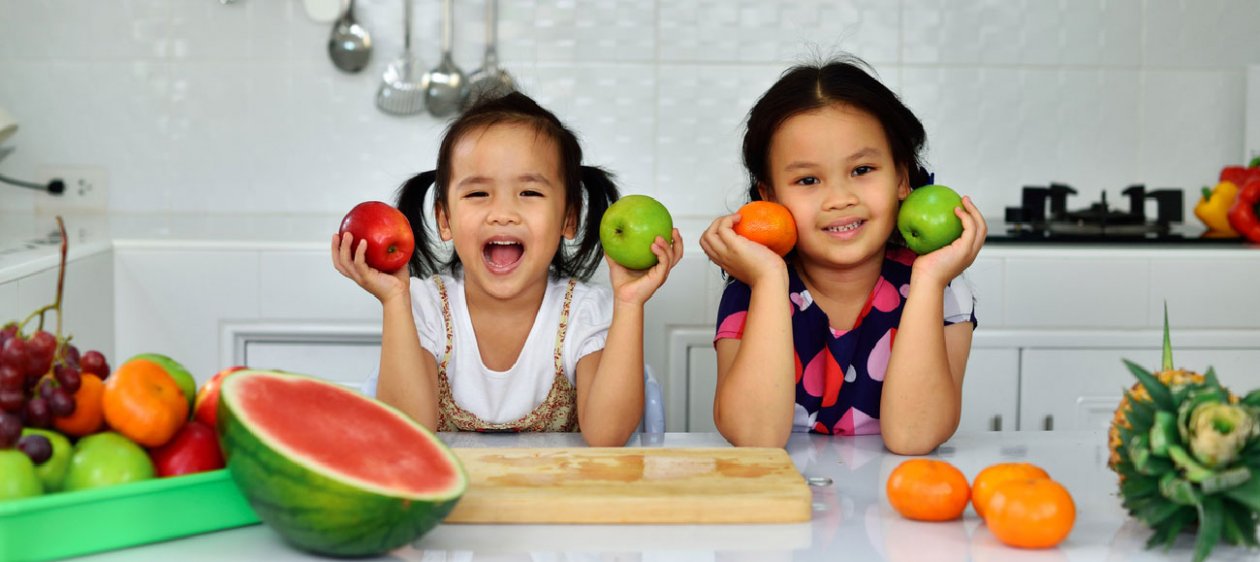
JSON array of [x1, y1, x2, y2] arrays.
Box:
[[375, 0, 428, 116], [463, 0, 516, 110], [423, 0, 468, 117]]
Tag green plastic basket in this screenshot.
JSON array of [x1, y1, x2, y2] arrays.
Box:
[[0, 468, 260, 561]]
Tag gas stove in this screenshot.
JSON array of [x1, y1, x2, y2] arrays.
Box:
[[986, 183, 1243, 245]]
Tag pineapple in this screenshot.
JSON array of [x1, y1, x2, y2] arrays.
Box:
[[1109, 368, 1204, 470], [1109, 306, 1260, 562]]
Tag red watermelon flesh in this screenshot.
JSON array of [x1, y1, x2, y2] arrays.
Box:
[[235, 374, 458, 496]]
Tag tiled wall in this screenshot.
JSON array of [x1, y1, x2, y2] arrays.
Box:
[[1, 0, 1259, 221]]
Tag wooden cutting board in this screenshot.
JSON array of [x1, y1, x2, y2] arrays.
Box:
[[445, 447, 812, 524]]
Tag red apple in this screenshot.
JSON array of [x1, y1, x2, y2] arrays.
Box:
[[148, 421, 224, 477], [194, 366, 245, 430], [338, 201, 415, 273]]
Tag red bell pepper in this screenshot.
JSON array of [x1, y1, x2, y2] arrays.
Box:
[[1227, 178, 1260, 243], [1219, 156, 1260, 186]]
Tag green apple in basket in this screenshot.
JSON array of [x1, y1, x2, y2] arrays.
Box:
[[22, 428, 72, 492], [0, 449, 43, 500], [63, 431, 155, 492]]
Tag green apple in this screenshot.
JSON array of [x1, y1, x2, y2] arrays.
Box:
[[63, 431, 155, 492], [21, 428, 72, 492], [129, 353, 196, 413], [898, 184, 964, 255], [600, 194, 674, 270], [0, 449, 43, 500]]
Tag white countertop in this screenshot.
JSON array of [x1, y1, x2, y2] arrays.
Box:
[[74, 430, 1259, 561]]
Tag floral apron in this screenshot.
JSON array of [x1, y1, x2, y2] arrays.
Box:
[[433, 276, 580, 432]]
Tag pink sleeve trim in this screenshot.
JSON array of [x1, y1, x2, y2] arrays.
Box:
[[714, 311, 748, 342]]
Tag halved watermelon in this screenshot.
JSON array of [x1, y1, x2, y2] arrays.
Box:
[[218, 370, 466, 557]]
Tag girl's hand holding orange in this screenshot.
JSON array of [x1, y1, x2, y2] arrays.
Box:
[[102, 358, 189, 448], [908, 195, 987, 288], [331, 232, 411, 306], [607, 228, 684, 307], [700, 212, 789, 288]]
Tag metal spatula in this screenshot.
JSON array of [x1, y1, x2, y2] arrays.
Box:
[[375, 0, 428, 116]]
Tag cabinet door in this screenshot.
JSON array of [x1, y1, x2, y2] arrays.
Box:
[[959, 348, 1019, 431], [1021, 348, 1260, 431], [687, 345, 718, 433], [243, 340, 381, 391]]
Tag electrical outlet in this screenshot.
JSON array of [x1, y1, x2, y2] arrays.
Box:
[[33, 165, 109, 213]]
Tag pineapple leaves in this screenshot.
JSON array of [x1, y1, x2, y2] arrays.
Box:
[[1222, 499, 1260, 547], [1192, 495, 1224, 562], [1161, 303, 1174, 371], [1204, 366, 1221, 391], [1124, 359, 1174, 411], [1150, 411, 1178, 457], [1242, 388, 1260, 408], [1222, 473, 1260, 512], [1145, 507, 1195, 551]]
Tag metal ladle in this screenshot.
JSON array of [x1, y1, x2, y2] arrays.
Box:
[[463, 0, 516, 110], [423, 0, 468, 118], [327, 0, 372, 73], [375, 0, 428, 116]]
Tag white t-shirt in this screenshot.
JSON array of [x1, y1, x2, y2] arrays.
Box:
[[410, 273, 613, 424]]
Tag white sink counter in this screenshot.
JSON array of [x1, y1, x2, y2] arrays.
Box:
[[73, 430, 1259, 562]]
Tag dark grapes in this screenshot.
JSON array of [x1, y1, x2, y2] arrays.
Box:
[[37, 377, 56, 399], [17, 434, 51, 464], [80, 350, 110, 380], [48, 387, 75, 417], [54, 364, 81, 394], [62, 343, 81, 367], [0, 337, 27, 371], [24, 397, 51, 428], [27, 331, 56, 376], [0, 389, 24, 413], [0, 364, 22, 390], [0, 411, 21, 448]]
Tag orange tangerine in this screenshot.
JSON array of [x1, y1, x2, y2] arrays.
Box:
[[734, 201, 797, 256]]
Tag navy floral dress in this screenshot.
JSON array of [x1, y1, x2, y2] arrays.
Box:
[[714, 247, 977, 436]]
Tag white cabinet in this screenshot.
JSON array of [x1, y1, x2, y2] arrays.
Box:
[[241, 340, 380, 391], [686, 345, 718, 433], [960, 348, 1019, 431], [1020, 343, 1260, 432]]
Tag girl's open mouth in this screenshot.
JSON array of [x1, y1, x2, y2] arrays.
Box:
[[482, 237, 525, 275]]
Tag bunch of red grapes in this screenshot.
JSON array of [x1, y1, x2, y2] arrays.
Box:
[[0, 323, 110, 465]]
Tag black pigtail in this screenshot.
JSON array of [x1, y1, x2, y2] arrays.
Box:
[[567, 165, 620, 281], [395, 170, 442, 277]]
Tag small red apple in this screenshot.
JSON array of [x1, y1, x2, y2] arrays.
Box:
[[148, 421, 224, 477], [194, 366, 245, 430], [338, 201, 415, 273]]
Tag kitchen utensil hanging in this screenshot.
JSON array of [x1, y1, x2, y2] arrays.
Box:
[[463, 0, 515, 109], [375, 0, 428, 116], [328, 0, 373, 73], [422, 0, 468, 118]]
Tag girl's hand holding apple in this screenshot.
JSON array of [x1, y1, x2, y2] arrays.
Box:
[[906, 195, 987, 288], [331, 232, 411, 306], [606, 228, 684, 307]]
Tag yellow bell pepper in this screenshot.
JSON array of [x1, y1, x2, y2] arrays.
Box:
[[1194, 181, 1240, 236]]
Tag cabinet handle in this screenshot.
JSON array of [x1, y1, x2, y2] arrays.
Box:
[[1043, 415, 1054, 431], [989, 414, 1003, 432]]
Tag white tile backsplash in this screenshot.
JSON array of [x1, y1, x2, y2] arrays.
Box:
[[1, 0, 1259, 217]]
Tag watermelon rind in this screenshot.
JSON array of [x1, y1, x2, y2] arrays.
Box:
[[218, 370, 466, 557]]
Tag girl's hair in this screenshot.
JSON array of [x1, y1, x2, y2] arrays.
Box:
[[742, 56, 931, 202], [395, 91, 619, 281]]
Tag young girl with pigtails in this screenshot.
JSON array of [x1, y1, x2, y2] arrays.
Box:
[[333, 92, 682, 446]]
